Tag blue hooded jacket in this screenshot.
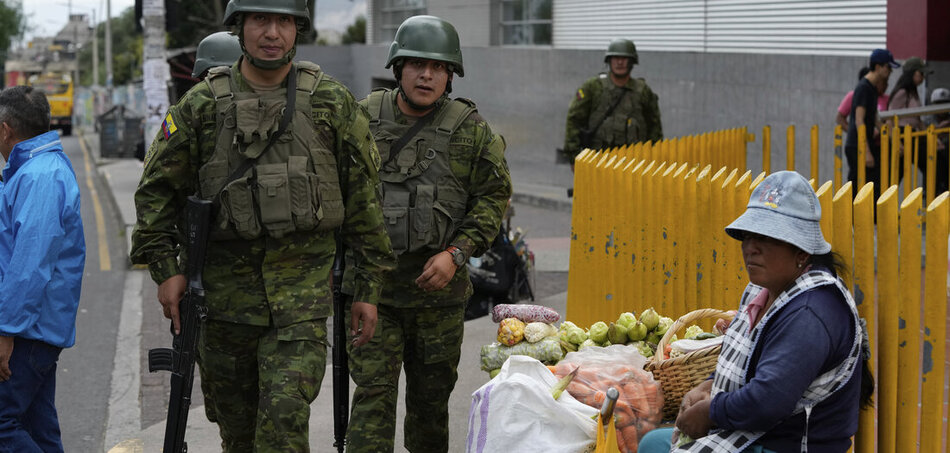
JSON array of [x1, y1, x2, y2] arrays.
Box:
[[0, 131, 85, 348]]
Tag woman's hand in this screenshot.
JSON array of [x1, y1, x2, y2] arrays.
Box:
[[679, 379, 713, 415], [676, 398, 714, 439]]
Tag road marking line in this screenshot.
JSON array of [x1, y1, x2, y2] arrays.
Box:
[[77, 133, 111, 271], [104, 270, 144, 450]]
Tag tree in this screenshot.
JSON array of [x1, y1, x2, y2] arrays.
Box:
[[0, 0, 27, 63], [77, 7, 143, 86], [342, 15, 366, 45]]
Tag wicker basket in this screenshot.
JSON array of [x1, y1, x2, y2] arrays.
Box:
[[643, 308, 734, 420]]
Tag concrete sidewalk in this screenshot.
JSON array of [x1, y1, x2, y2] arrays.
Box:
[[84, 127, 574, 452]]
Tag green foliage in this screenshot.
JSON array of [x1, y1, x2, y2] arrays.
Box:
[[342, 16, 366, 45], [77, 7, 143, 86], [0, 0, 26, 59]]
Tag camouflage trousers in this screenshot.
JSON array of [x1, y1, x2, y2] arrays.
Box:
[[197, 319, 328, 452], [345, 303, 465, 453]]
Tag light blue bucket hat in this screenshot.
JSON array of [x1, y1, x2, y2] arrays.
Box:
[[725, 171, 831, 255]]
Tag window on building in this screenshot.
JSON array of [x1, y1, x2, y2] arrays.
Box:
[[377, 0, 427, 43], [499, 0, 552, 45]]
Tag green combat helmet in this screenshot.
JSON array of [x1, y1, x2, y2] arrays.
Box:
[[604, 38, 638, 65], [192, 32, 243, 78], [386, 15, 464, 77], [222, 0, 311, 70]]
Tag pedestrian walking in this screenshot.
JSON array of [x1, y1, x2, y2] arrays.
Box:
[[561, 38, 663, 166], [845, 48, 899, 199], [345, 15, 512, 453], [0, 85, 86, 452], [130, 0, 395, 450]]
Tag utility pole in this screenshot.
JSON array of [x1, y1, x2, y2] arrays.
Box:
[[92, 9, 98, 87], [105, 0, 113, 97], [142, 0, 170, 150]]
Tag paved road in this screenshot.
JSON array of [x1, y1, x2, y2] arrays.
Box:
[[52, 133, 128, 452]]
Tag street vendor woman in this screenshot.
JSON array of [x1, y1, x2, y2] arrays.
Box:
[[639, 171, 874, 453]]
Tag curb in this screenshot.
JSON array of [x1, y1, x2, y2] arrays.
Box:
[[511, 189, 573, 213]]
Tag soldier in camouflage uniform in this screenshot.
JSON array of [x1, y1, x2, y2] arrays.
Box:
[[130, 0, 395, 451], [192, 31, 243, 79], [561, 38, 663, 164], [344, 15, 512, 453]]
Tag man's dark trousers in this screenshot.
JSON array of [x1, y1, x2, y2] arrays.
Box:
[[0, 337, 64, 453]]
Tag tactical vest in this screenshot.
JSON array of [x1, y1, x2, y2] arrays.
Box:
[[197, 62, 344, 240], [588, 75, 647, 149], [366, 89, 475, 256]]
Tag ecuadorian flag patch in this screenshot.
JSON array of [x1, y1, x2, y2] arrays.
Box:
[[161, 112, 177, 140]]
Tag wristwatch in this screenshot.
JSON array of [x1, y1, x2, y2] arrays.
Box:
[[446, 246, 466, 267]]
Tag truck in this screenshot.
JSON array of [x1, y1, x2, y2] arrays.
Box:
[[28, 72, 74, 136]]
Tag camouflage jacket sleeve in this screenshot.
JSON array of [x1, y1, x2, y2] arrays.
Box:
[[641, 81, 663, 142], [130, 89, 206, 285], [330, 87, 397, 304], [563, 77, 600, 163], [450, 117, 513, 261]]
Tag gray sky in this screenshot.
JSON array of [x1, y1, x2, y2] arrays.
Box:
[[21, 0, 365, 43]]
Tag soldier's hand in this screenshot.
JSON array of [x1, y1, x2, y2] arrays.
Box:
[[350, 301, 377, 348], [158, 274, 187, 335], [415, 252, 457, 292], [0, 335, 13, 382]]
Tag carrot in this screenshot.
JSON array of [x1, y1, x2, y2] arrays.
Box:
[[546, 365, 558, 374], [619, 424, 641, 453]]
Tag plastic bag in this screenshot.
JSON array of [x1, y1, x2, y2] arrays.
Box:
[[553, 345, 664, 453], [467, 355, 598, 453], [480, 336, 564, 371]]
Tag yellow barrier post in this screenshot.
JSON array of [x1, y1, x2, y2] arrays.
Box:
[[597, 154, 619, 318], [717, 169, 739, 310], [786, 125, 795, 171], [831, 183, 853, 290], [658, 163, 677, 315], [815, 181, 833, 247], [686, 165, 711, 315], [810, 125, 819, 181], [566, 149, 592, 322], [762, 125, 771, 174], [903, 126, 914, 189], [920, 193, 948, 453], [926, 124, 936, 205], [891, 118, 901, 191], [833, 125, 843, 191], [853, 183, 884, 449], [727, 171, 753, 309], [895, 188, 923, 451], [857, 125, 867, 188], [635, 160, 657, 312], [880, 124, 890, 189], [670, 163, 691, 318]]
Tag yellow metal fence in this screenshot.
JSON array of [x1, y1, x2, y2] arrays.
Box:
[[568, 142, 950, 451]]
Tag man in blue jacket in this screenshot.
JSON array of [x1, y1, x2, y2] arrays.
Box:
[[0, 86, 85, 452]]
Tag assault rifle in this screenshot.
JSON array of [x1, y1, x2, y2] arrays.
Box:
[[331, 238, 349, 453], [147, 196, 212, 453]]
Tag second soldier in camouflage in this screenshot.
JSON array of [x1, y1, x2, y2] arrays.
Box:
[[344, 15, 512, 453]]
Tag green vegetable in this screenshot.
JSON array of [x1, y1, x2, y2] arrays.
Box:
[[607, 322, 629, 345], [578, 339, 597, 350], [616, 312, 638, 330], [655, 316, 674, 336], [639, 308, 660, 331], [588, 321, 609, 344], [627, 320, 648, 341], [684, 325, 704, 339], [694, 332, 718, 340], [633, 341, 655, 358], [489, 368, 501, 378]]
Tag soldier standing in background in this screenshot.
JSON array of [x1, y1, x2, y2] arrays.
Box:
[[191, 31, 243, 80], [561, 38, 663, 166], [130, 0, 395, 451], [345, 15, 512, 453]]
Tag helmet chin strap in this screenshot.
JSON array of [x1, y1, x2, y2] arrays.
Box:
[[243, 46, 297, 70]]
